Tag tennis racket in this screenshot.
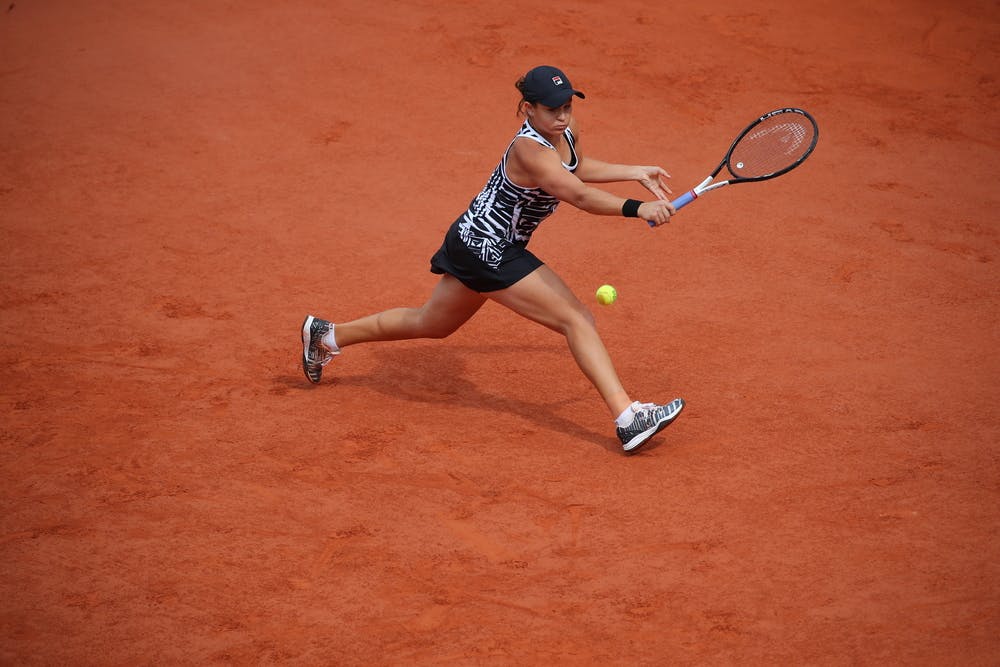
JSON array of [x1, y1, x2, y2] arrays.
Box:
[[649, 107, 818, 226]]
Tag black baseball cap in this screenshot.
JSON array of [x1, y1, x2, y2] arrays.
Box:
[[521, 65, 585, 108]]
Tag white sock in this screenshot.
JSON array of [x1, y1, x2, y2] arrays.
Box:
[[321, 325, 340, 354], [615, 402, 640, 428]]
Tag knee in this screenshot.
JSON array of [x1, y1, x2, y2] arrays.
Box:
[[571, 299, 597, 328], [417, 313, 461, 340], [558, 305, 597, 336]]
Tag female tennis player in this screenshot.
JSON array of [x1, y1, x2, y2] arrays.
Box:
[[302, 65, 684, 453]]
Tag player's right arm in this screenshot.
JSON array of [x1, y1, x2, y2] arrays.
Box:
[[506, 138, 673, 225]]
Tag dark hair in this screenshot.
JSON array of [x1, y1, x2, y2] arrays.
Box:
[[514, 75, 530, 115]]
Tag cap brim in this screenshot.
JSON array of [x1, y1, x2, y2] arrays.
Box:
[[537, 89, 586, 108]]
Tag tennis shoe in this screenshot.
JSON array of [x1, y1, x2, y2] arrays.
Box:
[[301, 315, 337, 384], [617, 398, 685, 453]]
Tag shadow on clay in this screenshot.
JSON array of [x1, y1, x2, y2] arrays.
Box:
[[276, 341, 636, 452]]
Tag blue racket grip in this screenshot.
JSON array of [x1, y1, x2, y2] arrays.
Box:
[[646, 190, 697, 227], [672, 190, 697, 209]]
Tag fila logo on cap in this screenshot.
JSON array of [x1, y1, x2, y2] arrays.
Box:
[[551, 76, 564, 86]]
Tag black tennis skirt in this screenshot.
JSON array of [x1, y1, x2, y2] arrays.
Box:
[[429, 218, 543, 293]]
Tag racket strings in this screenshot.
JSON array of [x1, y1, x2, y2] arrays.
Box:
[[729, 116, 816, 179]]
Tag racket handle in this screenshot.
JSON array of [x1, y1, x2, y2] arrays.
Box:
[[671, 190, 697, 209], [646, 190, 698, 227]]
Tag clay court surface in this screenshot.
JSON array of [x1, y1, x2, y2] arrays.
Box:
[[2, 1, 999, 664]]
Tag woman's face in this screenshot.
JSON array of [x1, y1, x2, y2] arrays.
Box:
[[526, 100, 573, 137]]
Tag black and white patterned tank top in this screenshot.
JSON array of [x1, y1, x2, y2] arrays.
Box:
[[457, 120, 579, 269]]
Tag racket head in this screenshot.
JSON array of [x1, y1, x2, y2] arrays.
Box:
[[725, 108, 818, 182]]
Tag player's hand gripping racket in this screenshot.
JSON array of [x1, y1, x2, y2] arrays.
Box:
[[649, 108, 818, 226]]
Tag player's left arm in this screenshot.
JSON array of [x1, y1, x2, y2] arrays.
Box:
[[570, 119, 672, 199]]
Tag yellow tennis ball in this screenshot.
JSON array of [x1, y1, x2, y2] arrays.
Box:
[[596, 284, 617, 305]]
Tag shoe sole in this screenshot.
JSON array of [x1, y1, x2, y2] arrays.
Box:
[[301, 315, 319, 383], [623, 399, 685, 454]]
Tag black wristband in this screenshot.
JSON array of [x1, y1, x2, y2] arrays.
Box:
[[622, 199, 642, 218]]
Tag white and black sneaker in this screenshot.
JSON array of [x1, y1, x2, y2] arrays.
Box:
[[301, 315, 337, 384], [617, 398, 685, 453]]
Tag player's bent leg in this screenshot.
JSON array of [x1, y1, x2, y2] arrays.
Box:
[[488, 266, 630, 416], [488, 266, 592, 333], [491, 267, 685, 452]]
